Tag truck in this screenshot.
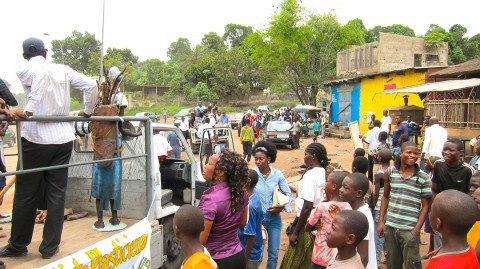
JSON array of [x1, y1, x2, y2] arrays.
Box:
[[0, 115, 235, 269]]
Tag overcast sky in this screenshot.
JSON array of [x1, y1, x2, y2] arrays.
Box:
[[1, 0, 478, 93]]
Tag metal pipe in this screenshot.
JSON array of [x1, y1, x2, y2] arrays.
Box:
[[144, 119, 153, 212], [0, 154, 147, 177], [0, 115, 149, 122]]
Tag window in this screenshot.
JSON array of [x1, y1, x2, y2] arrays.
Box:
[[426, 54, 440, 65], [414, 54, 422, 67]]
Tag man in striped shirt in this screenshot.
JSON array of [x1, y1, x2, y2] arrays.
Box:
[[0, 37, 97, 259], [377, 141, 431, 269]]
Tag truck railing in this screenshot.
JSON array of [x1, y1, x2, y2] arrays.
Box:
[[0, 114, 155, 213]]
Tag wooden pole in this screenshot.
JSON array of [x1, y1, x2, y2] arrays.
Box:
[[0, 175, 15, 199]]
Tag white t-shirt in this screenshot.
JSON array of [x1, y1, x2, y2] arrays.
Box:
[[358, 203, 378, 269], [295, 167, 326, 216], [179, 119, 189, 132], [153, 133, 172, 156], [381, 116, 391, 133], [365, 127, 381, 153]]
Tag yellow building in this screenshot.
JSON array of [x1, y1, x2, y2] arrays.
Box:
[[359, 69, 426, 134]]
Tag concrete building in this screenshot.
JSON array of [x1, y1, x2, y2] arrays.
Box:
[[336, 32, 448, 77], [326, 33, 448, 134]]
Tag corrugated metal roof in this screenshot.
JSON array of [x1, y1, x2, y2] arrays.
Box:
[[381, 78, 480, 94]]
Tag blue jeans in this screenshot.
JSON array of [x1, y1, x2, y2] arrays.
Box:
[[374, 210, 385, 264], [171, 147, 181, 159], [264, 213, 282, 269]]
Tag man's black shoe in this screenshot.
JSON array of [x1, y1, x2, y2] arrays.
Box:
[[41, 248, 59, 259], [0, 246, 27, 257]]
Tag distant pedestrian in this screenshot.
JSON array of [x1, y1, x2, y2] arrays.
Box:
[[293, 118, 302, 149], [312, 119, 319, 142], [167, 131, 181, 159], [392, 115, 408, 148], [381, 110, 392, 141], [162, 108, 167, 123]]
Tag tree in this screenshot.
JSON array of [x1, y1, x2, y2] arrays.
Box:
[[51, 30, 101, 75], [104, 48, 139, 67], [223, 23, 253, 48], [167, 37, 192, 63], [201, 32, 226, 53], [247, 0, 353, 106], [368, 24, 416, 41]]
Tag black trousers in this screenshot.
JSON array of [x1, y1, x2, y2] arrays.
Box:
[[9, 138, 73, 255], [242, 141, 252, 162], [367, 154, 375, 182], [215, 250, 247, 269]]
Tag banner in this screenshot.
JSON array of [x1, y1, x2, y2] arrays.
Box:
[[41, 217, 152, 269]]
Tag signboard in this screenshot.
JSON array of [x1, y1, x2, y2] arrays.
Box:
[[348, 121, 364, 150], [41, 218, 152, 269]]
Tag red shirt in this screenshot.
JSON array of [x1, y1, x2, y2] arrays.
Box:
[[425, 247, 480, 269]]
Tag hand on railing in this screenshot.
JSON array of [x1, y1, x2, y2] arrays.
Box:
[[78, 110, 92, 118]]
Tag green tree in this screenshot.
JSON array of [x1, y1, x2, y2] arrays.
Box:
[[188, 82, 218, 101], [167, 37, 192, 63], [223, 23, 253, 48], [103, 48, 139, 67], [201, 32, 226, 53], [51, 30, 101, 75], [368, 24, 416, 41]]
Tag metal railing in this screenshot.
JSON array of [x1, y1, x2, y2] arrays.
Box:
[[0, 115, 154, 211]]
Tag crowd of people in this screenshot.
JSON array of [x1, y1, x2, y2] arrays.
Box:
[[173, 108, 480, 269]]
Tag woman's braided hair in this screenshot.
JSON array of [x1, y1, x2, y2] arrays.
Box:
[[215, 150, 248, 213], [305, 142, 330, 168]]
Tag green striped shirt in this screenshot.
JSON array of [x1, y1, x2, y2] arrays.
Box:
[[385, 165, 432, 230]]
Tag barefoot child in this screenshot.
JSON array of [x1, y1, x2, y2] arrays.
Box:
[[426, 189, 479, 269], [306, 170, 352, 269], [325, 210, 370, 269], [238, 169, 264, 269], [339, 172, 377, 269], [173, 204, 216, 269]]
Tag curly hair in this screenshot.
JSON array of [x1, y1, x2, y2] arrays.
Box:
[[252, 140, 278, 163], [215, 150, 248, 213], [305, 142, 330, 168]]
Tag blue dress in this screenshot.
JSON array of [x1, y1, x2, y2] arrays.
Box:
[[91, 139, 122, 211]]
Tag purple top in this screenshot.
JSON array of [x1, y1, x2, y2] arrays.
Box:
[[199, 181, 248, 259]]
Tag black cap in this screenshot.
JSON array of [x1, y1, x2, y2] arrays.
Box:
[[22, 37, 47, 56]]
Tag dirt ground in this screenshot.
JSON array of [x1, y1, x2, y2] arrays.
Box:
[[0, 117, 431, 268]]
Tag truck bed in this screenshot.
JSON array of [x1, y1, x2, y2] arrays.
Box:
[[0, 216, 139, 269]]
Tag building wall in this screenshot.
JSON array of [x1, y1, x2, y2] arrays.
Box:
[[359, 69, 426, 134], [331, 82, 360, 125], [336, 33, 448, 77]]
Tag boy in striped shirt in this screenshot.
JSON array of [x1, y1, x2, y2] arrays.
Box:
[[377, 141, 432, 269]]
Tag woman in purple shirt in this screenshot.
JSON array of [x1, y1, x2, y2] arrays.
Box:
[[199, 150, 249, 269]]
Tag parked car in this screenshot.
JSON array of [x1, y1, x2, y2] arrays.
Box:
[[134, 112, 160, 122], [257, 105, 274, 113], [258, 121, 294, 149], [230, 113, 245, 136], [173, 108, 193, 127], [3, 128, 16, 147]]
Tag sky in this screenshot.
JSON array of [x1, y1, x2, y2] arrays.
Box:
[[1, 0, 479, 93]]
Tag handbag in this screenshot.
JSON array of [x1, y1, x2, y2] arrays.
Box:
[[272, 184, 289, 207]]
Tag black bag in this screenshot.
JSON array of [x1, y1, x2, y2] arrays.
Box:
[[285, 217, 299, 236]]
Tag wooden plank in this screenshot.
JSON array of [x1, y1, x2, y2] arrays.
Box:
[[0, 216, 139, 269]]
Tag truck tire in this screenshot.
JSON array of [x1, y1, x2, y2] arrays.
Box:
[[162, 215, 183, 269]]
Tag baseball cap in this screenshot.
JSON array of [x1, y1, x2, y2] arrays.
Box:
[[22, 37, 47, 56]]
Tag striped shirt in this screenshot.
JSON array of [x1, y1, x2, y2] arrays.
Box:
[[385, 164, 432, 230], [16, 56, 98, 144]]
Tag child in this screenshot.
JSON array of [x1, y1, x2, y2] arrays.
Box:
[[392, 134, 409, 167], [377, 141, 431, 269], [372, 149, 392, 265], [313, 119, 320, 142], [325, 210, 369, 269], [468, 187, 480, 263], [432, 138, 476, 248], [426, 189, 479, 269], [238, 169, 264, 269], [173, 204, 216, 269], [354, 148, 366, 158], [306, 170, 352, 269], [352, 156, 374, 211], [339, 172, 377, 269]]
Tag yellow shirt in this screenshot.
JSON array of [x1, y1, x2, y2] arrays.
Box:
[[240, 126, 255, 143], [467, 221, 480, 249], [182, 252, 215, 269]]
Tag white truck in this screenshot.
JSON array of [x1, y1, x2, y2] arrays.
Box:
[[0, 115, 235, 269]]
